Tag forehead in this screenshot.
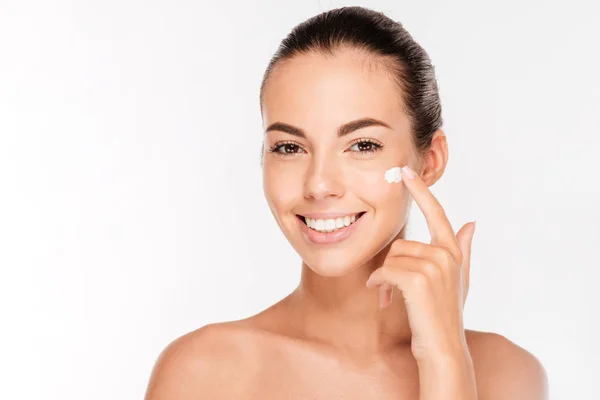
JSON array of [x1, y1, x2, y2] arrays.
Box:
[[261, 49, 409, 133]]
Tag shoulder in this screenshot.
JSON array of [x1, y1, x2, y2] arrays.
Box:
[[144, 321, 262, 400], [466, 330, 549, 400]]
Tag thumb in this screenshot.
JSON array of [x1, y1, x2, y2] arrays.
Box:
[[456, 221, 476, 304]]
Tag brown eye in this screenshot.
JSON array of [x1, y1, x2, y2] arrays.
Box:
[[268, 141, 306, 157], [357, 142, 373, 151], [280, 143, 301, 153], [348, 140, 383, 154]]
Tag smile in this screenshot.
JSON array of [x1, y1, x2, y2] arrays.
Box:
[[296, 212, 366, 245], [299, 212, 365, 233]]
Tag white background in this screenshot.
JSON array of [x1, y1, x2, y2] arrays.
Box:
[[1, 0, 598, 399]]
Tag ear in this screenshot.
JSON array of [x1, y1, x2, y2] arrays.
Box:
[[419, 129, 448, 187]]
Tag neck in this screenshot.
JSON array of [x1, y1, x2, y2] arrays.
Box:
[[286, 229, 412, 353]]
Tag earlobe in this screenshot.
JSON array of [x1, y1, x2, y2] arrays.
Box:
[[420, 155, 444, 187], [421, 129, 448, 186]]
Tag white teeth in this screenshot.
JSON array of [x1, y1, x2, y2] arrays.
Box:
[[325, 219, 336, 231], [304, 213, 362, 233], [316, 219, 325, 231]]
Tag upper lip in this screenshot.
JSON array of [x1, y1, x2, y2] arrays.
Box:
[[297, 211, 365, 219]]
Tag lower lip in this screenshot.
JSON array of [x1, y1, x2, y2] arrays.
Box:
[[298, 213, 365, 245]]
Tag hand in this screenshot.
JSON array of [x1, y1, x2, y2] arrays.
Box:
[[365, 165, 476, 362]]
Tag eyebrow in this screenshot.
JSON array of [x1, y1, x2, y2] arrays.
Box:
[[264, 117, 393, 138]]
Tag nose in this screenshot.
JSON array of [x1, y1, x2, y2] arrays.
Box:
[[303, 154, 345, 201]]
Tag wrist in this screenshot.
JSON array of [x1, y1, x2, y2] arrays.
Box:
[[416, 343, 474, 377], [416, 346, 478, 400], [414, 335, 470, 366]]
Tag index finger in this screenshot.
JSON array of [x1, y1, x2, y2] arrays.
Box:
[[400, 165, 459, 249]]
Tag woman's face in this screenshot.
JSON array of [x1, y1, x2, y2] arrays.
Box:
[[261, 49, 418, 277]]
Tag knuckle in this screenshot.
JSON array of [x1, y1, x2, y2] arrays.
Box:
[[390, 240, 405, 253], [435, 246, 457, 268], [422, 261, 440, 279], [410, 272, 429, 289], [379, 264, 393, 279]]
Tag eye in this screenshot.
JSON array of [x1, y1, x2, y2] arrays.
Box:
[[348, 139, 383, 154], [268, 141, 306, 157]]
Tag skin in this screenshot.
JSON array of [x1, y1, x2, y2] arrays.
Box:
[[145, 48, 549, 399]]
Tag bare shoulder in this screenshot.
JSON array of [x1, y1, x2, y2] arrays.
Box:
[[465, 329, 549, 400], [144, 321, 261, 400]]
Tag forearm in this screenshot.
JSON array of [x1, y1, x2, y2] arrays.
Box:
[[416, 346, 478, 400]]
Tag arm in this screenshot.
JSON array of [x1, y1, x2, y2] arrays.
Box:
[[416, 344, 479, 400], [415, 333, 548, 400]]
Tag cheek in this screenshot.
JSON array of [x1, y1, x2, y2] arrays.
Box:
[[346, 164, 407, 210], [263, 163, 299, 211]]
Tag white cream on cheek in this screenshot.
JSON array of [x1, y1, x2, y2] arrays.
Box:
[[384, 166, 402, 183]]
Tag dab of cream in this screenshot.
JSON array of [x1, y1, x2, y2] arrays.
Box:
[[384, 166, 402, 183]]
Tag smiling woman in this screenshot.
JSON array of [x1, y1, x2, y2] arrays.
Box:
[[144, 6, 548, 400]]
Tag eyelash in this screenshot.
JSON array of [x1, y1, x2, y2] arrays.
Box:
[[267, 138, 384, 157]]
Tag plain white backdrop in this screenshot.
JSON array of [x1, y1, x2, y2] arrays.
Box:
[[1, 0, 598, 398]]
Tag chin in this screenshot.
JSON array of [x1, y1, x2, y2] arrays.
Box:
[[302, 259, 362, 277], [298, 246, 379, 277]]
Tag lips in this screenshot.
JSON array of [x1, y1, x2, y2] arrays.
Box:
[[296, 212, 366, 245]]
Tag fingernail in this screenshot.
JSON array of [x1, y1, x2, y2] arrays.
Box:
[[401, 165, 416, 179]]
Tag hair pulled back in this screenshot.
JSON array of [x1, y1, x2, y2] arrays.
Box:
[[260, 6, 443, 162]]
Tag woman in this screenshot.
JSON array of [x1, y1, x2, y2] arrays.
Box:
[[145, 6, 548, 399]]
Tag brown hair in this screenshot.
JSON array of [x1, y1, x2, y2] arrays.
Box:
[[260, 6, 443, 165]]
